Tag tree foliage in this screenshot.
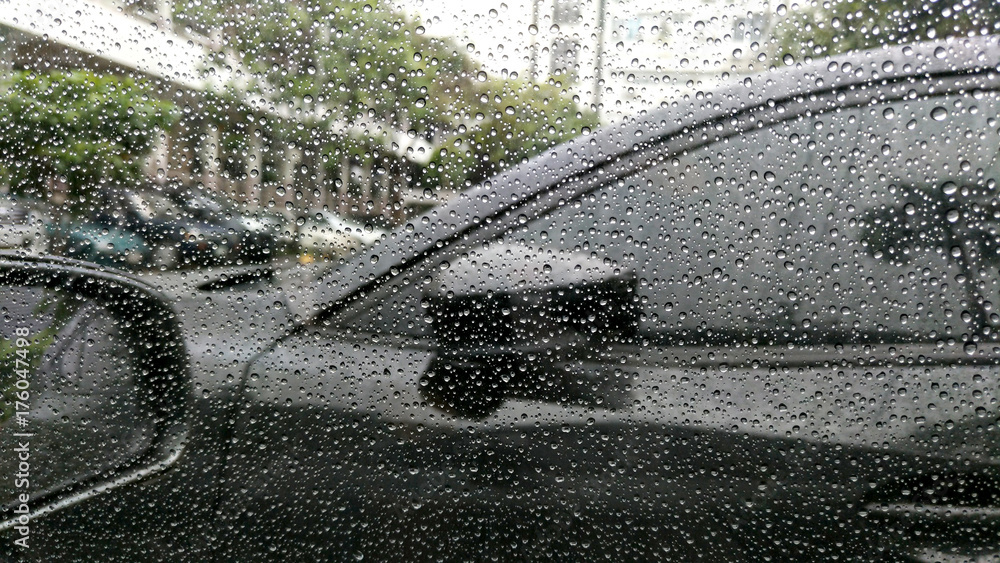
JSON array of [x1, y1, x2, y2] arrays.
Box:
[[176, 0, 596, 193], [425, 80, 597, 191], [0, 71, 177, 209], [774, 0, 1000, 60], [182, 0, 472, 128]]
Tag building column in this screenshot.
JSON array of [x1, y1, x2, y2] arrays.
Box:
[[337, 153, 350, 214], [277, 144, 301, 211], [199, 123, 220, 189], [246, 128, 264, 208], [311, 151, 327, 210], [296, 149, 322, 209]]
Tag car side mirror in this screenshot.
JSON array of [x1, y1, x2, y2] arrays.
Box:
[[422, 243, 639, 418], [0, 254, 189, 543]]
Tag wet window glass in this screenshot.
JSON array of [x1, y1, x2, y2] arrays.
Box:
[[2, 0, 1000, 560], [0, 286, 153, 506], [503, 91, 1000, 346]]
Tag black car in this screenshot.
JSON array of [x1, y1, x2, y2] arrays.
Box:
[[166, 187, 277, 263], [2, 39, 1000, 562]]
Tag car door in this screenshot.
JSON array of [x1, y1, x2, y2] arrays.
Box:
[[219, 65, 1000, 562]]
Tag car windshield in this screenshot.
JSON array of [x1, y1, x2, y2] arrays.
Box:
[[2, 1, 1000, 561]]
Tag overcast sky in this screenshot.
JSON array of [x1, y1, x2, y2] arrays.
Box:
[[398, 0, 542, 76]]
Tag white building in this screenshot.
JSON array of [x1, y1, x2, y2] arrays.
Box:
[[413, 0, 772, 121], [604, 0, 772, 116]]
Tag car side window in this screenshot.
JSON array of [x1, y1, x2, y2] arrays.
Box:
[[493, 91, 1000, 346], [394, 92, 1000, 352], [344, 89, 1000, 349]]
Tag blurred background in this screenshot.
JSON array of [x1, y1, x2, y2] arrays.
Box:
[[1, 0, 997, 271]]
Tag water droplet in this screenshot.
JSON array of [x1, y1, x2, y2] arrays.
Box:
[[930, 107, 948, 121]]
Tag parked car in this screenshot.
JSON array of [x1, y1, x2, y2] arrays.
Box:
[[60, 220, 148, 269], [0, 196, 47, 256], [297, 209, 386, 259], [167, 186, 277, 263], [92, 187, 239, 269], [252, 207, 298, 257], [2, 39, 1000, 563]]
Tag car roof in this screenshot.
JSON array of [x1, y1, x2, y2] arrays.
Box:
[[298, 36, 1000, 324]]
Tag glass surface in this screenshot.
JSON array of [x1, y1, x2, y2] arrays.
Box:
[[0, 286, 153, 507], [505, 92, 1000, 345], [2, 0, 1000, 560], [230, 84, 1000, 561]]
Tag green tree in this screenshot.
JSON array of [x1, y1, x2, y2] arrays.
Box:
[[177, 0, 476, 142], [176, 0, 596, 202], [0, 71, 177, 211], [774, 0, 1000, 60], [424, 79, 598, 191]]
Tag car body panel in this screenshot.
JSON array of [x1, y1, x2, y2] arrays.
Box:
[[224, 327, 999, 560]]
